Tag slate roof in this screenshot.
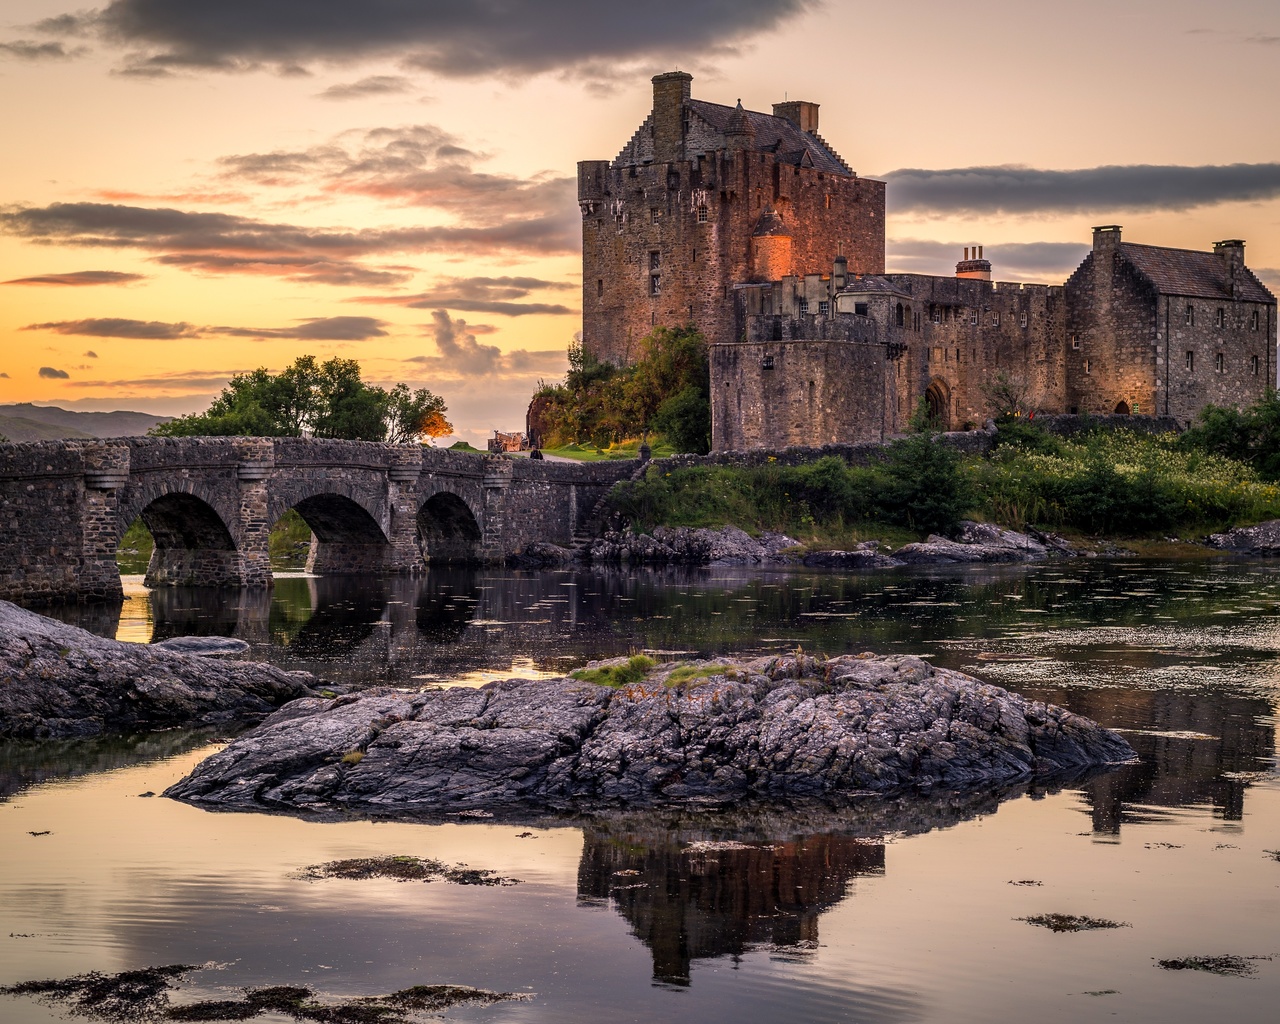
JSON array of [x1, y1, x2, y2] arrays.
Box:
[[686, 99, 852, 176], [1120, 243, 1275, 304]]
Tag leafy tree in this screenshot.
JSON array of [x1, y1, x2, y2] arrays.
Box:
[[151, 355, 450, 443], [1179, 390, 1280, 480], [880, 433, 974, 534]]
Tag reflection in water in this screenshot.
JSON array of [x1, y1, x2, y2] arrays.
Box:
[[579, 827, 882, 985]]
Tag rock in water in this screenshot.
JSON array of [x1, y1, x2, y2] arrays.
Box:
[[152, 636, 250, 656], [0, 601, 316, 739], [166, 654, 1135, 814]]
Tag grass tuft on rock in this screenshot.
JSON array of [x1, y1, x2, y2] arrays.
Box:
[[571, 654, 655, 688], [1018, 913, 1130, 933]]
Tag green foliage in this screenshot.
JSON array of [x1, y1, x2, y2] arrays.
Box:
[[992, 418, 1064, 456], [532, 326, 710, 453], [664, 664, 737, 686], [880, 434, 975, 535], [571, 654, 656, 687], [1179, 390, 1280, 481], [151, 355, 450, 442]]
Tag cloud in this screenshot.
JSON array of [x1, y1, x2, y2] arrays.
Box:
[[361, 275, 578, 316], [407, 310, 565, 378], [1254, 268, 1280, 293], [38, 366, 70, 379], [0, 372, 9, 378], [47, 1, 810, 80], [22, 315, 390, 341], [884, 163, 1280, 216], [3, 270, 145, 286], [318, 75, 413, 100], [84, 350, 99, 358], [25, 318, 200, 339], [0, 39, 86, 60], [212, 316, 390, 341], [151, 253, 413, 287], [887, 239, 1090, 280]]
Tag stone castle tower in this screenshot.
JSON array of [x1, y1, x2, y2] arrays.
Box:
[[578, 72, 885, 365]]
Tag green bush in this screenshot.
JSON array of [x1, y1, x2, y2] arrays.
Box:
[[880, 434, 974, 535], [1180, 390, 1280, 481]]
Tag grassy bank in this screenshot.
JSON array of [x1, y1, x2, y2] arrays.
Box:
[[605, 427, 1280, 550]]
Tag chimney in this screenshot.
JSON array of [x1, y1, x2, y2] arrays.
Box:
[[832, 254, 848, 291], [1092, 225, 1122, 250], [956, 245, 991, 281], [651, 71, 692, 163], [772, 100, 820, 134], [1215, 239, 1245, 297]]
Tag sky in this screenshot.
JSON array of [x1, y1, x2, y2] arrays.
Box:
[[1, 0, 1279, 445]]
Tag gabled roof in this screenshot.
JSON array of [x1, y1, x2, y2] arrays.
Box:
[[838, 275, 912, 299], [1120, 243, 1275, 304], [686, 99, 852, 177]]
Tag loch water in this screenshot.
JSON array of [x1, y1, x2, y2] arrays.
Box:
[[4, 560, 1280, 1023]]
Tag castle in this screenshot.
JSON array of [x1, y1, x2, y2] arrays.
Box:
[[577, 73, 1278, 450]]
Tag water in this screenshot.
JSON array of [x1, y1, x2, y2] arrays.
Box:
[[5, 560, 1280, 1022]]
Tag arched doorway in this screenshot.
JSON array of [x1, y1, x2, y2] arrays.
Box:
[[1114, 400, 1131, 415], [418, 492, 482, 564], [290, 493, 391, 575], [132, 492, 239, 587], [925, 379, 951, 431]]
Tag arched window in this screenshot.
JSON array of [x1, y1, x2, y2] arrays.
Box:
[[895, 303, 904, 328]]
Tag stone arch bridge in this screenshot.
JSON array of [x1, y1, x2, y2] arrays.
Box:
[[0, 437, 635, 603]]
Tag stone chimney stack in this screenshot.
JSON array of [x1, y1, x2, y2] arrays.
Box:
[[1215, 239, 1246, 298], [1092, 225, 1122, 250], [832, 254, 848, 291], [772, 100, 820, 133], [651, 71, 692, 163], [956, 245, 991, 281]]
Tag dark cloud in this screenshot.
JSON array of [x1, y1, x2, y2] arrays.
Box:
[[152, 253, 412, 287], [318, 75, 413, 100], [212, 316, 389, 341], [1254, 268, 1280, 293], [25, 318, 200, 339], [3, 270, 145, 286], [884, 163, 1280, 216], [65, 370, 237, 390], [22, 315, 389, 342], [886, 239, 1090, 280], [0, 39, 86, 60], [0, 373, 10, 378], [364, 275, 577, 316], [38, 366, 70, 379], [407, 310, 565, 378], [84, 350, 99, 357], [0, 198, 578, 280], [47, 1, 809, 80]]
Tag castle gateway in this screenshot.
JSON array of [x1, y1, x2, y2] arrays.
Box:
[[581, 74, 1277, 450]]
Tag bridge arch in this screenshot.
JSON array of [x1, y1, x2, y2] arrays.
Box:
[[417, 491, 483, 564], [119, 487, 242, 588], [268, 487, 392, 576]]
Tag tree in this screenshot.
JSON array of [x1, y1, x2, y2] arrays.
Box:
[[981, 369, 1033, 420], [151, 355, 450, 443], [1180, 390, 1280, 480]]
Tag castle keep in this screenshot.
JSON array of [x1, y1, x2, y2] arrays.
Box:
[[581, 74, 1278, 450]]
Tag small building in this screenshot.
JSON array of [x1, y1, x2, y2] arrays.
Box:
[[487, 431, 527, 453]]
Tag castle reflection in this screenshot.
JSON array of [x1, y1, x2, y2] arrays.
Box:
[[578, 826, 884, 985]]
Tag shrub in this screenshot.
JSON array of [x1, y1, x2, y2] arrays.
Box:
[[880, 434, 974, 535]]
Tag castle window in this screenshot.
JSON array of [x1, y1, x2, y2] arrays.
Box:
[[761, 355, 775, 370], [1084, 359, 1091, 375], [596, 279, 603, 298], [1215, 307, 1225, 328], [825, 194, 831, 209], [896, 303, 905, 327], [1186, 350, 1195, 372], [650, 208, 660, 223], [1251, 309, 1260, 331], [1071, 334, 1080, 350], [649, 250, 661, 271], [615, 214, 624, 231], [854, 302, 869, 317], [1252, 355, 1261, 375], [1020, 313, 1028, 328], [991, 312, 1000, 327], [798, 298, 809, 315], [970, 311, 978, 326], [1186, 304, 1195, 326], [932, 307, 942, 324], [913, 312, 922, 331], [1215, 352, 1225, 373], [696, 205, 708, 223], [650, 274, 661, 296], [818, 301, 831, 317]]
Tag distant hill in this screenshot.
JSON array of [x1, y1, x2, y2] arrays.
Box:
[[0, 404, 172, 441]]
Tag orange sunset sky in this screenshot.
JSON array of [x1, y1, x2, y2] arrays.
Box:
[[2, 0, 1279, 445]]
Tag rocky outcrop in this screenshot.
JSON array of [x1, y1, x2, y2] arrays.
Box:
[[802, 542, 905, 569], [893, 521, 1071, 565], [507, 541, 574, 568], [585, 525, 799, 566], [1207, 519, 1280, 556], [152, 636, 250, 656], [165, 653, 1135, 816], [0, 601, 316, 739]]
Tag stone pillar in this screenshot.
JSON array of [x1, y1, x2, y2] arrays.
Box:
[[235, 440, 275, 587], [387, 447, 426, 573], [81, 442, 129, 601], [480, 456, 513, 564]]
